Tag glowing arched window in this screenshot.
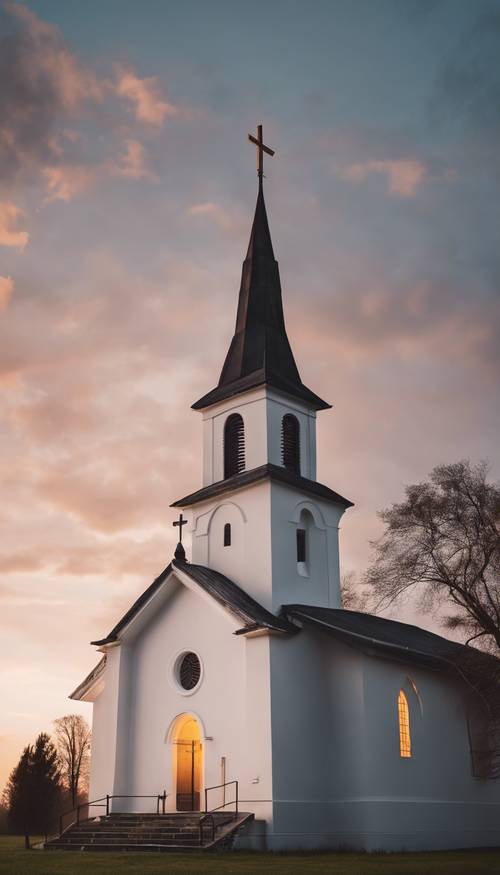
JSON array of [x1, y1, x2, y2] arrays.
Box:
[[224, 414, 245, 479], [398, 690, 411, 758], [281, 414, 300, 475]]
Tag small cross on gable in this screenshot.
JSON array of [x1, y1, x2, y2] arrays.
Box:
[[173, 513, 188, 543]]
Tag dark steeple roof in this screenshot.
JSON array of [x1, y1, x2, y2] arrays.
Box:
[[192, 182, 330, 411]]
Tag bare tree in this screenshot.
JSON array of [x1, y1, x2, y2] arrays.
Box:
[[341, 571, 370, 611], [53, 715, 91, 808], [364, 461, 500, 652]]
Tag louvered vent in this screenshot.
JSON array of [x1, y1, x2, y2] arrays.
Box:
[[179, 652, 201, 691], [281, 414, 300, 474], [224, 414, 245, 478]]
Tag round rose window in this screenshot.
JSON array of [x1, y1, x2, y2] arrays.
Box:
[[178, 652, 201, 691]]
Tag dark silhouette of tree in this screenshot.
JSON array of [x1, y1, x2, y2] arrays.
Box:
[[4, 733, 61, 846], [364, 461, 500, 652], [54, 715, 91, 808], [340, 571, 369, 611]]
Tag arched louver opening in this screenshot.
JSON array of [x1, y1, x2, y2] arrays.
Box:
[[224, 413, 245, 479], [224, 523, 231, 547], [282, 414, 300, 475]]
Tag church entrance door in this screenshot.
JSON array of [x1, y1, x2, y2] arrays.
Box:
[[174, 716, 202, 811]]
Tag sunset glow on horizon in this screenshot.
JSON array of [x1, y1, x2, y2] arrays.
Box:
[[1, 0, 499, 791]]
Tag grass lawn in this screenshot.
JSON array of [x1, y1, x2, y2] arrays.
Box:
[[0, 836, 499, 875]]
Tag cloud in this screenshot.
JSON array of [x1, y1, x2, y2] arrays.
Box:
[[41, 141, 153, 200], [186, 202, 233, 231], [0, 202, 28, 249], [42, 164, 98, 202], [115, 69, 177, 126], [0, 4, 180, 201], [0, 276, 14, 312], [0, 3, 103, 182], [112, 140, 151, 180], [341, 160, 427, 197]]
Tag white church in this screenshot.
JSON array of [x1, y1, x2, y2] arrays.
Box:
[[70, 128, 500, 852]]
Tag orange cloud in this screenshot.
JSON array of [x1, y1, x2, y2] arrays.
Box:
[[0, 202, 29, 250], [0, 276, 14, 312], [115, 69, 177, 126], [42, 164, 97, 202], [342, 159, 427, 197]]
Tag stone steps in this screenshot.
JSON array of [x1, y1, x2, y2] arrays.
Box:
[[45, 811, 253, 852]]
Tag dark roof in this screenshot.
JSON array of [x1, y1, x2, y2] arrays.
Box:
[[69, 655, 107, 700], [172, 462, 354, 509], [174, 561, 294, 634], [91, 564, 172, 646], [91, 561, 293, 646], [281, 604, 492, 669], [192, 183, 330, 412]]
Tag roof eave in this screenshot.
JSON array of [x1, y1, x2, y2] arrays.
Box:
[[171, 463, 354, 510], [192, 376, 331, 412]]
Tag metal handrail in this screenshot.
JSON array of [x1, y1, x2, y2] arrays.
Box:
[[199, 812, 215, 845], [56, 791, 168, 838], [204, 780, 238, 817]]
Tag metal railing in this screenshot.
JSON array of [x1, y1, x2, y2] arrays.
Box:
[[57, 791, 167, 838], [199, 813, 215, 845], [199, 780, 238, 845]]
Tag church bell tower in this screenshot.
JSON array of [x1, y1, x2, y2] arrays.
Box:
[[172, 126, 352, 613]]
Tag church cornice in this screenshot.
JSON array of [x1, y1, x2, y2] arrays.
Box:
[[171, 462, 354, 510]]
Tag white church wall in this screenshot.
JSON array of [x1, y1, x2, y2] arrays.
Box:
[[198, 386, 317, 486], [265, 389, 316, 480], [267, 628, 500, 851], [270, 483, 343, 612], [358, 651, 500, 850], [267, 628, 368, 850], [122, 576, 274, 827], [88, 647, 123, 803], [190, 481, 275, 610], [200, 388, 268, 485], [190, 480, 343, 614]]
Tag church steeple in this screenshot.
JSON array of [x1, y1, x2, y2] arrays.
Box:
[[192, 128, 330, 412]]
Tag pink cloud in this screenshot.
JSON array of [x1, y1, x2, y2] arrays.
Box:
[[5, 2, 103, 112], [112, 140, 152, 180], [186, 202, 233, 231], [342, 159, 427, 197], [0, 202, 29, 250], [115, 69, 177, 126], [0, 276, 14, 312], [42, 164, 97, 202]]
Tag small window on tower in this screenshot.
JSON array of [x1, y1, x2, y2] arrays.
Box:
[[224, 523, 231, 547], [224, 414, 245, 479], [296, 528, 306, 563], [281, 414, 300, 475]]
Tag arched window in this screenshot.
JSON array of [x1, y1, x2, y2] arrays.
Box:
[[224, 523, 231, 547], [398, 690, 411, 758], [296, 528, 306, 563], [281, 414, 300, 475], [224, 414, 245, 479]]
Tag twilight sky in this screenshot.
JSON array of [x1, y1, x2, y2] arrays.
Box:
[[1, 0, 499, 790]]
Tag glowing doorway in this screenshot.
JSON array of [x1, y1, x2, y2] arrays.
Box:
[[174, 715, 203, 811]]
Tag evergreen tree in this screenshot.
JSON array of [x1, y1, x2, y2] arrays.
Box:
[[4, 733, 61, 846]]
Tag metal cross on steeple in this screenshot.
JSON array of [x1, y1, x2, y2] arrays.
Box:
[[248, 124, 275, 182], [173, 513, 187, 542], [173, 513, 188, 563]]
